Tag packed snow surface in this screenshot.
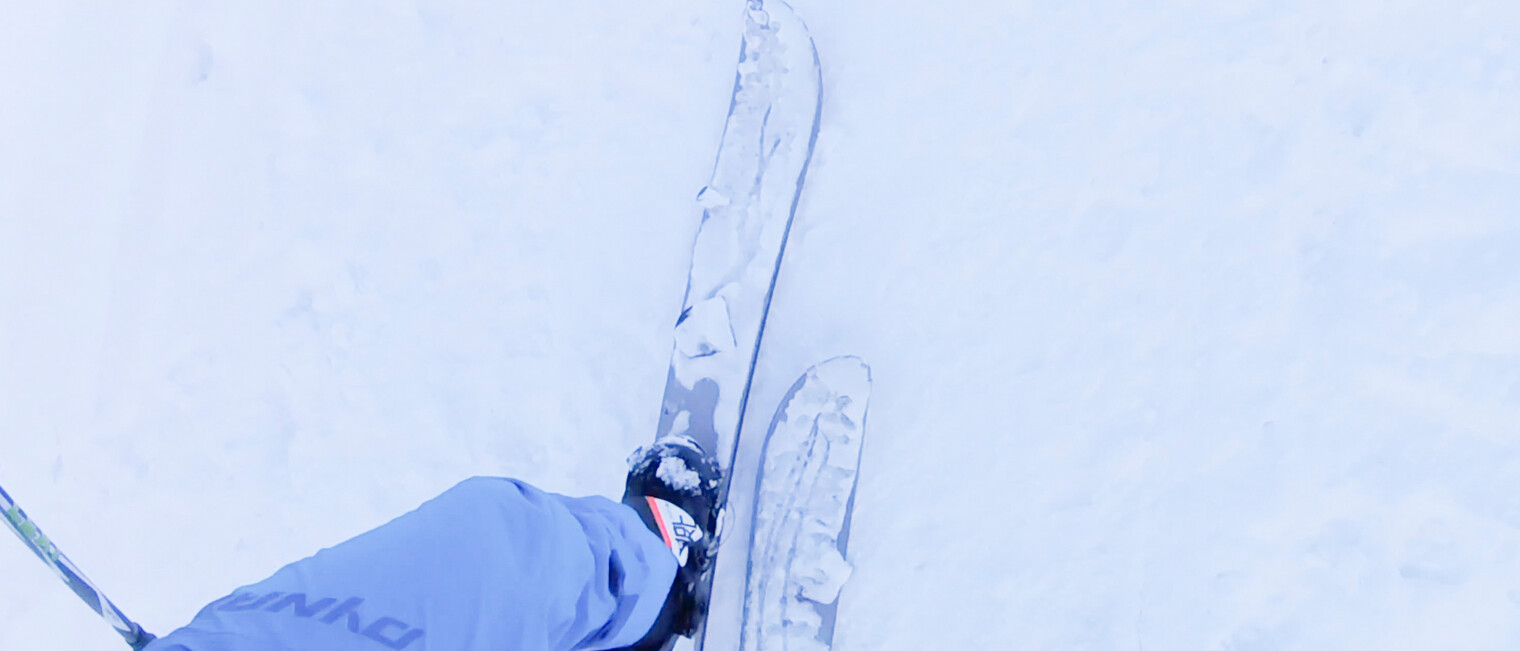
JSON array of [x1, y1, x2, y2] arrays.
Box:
[[4, 1, 1520, 650]]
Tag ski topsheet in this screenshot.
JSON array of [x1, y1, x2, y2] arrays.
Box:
[[742, 357, 872, 651], [655, 0, 821, 466], [653, 1, 822, 650]]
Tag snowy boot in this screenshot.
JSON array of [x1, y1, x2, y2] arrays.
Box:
[[616, 436, 723, 651]]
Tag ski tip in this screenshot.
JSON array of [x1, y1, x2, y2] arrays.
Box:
[[810, 355, 872, 391]]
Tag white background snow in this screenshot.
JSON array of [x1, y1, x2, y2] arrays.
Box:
[[4, 1, 1519, 649]]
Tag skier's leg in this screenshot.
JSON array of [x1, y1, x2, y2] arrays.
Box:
[[144, 476, 677, 651]]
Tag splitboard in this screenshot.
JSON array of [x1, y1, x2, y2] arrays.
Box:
[[646, 2, 822, 649]]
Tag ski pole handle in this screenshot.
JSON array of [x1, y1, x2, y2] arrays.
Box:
[[0, 482, 157, 651]]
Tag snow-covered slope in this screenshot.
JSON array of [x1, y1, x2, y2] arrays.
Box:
[[4, 1, 1519, 650]]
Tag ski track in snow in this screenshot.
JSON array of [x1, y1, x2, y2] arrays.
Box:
[[4, 1, 1520, 650]]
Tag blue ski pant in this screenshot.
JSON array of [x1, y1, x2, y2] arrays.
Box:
[[143, 477, 677, 651]]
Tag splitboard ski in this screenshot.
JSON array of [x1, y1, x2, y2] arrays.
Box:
[[655, 0, 821, 464], [648, 1, 821, 649], [741, 357, 871, 651]]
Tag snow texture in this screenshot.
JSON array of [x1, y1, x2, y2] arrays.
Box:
[[656, 456, 702, 494], [673, 297, 737, 361], [4, 1, 1520, 650]]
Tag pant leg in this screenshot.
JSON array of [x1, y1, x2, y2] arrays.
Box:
[[144, 476, 676, 651]]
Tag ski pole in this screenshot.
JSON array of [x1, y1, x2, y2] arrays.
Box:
[[0, 481, 156, 651]]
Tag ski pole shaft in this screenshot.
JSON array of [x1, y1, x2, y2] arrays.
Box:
[[0, 482, 156, 651]]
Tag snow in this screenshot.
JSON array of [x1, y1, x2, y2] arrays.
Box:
[[656, 456, 702, 494], [3, 1, 1519, 650]]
